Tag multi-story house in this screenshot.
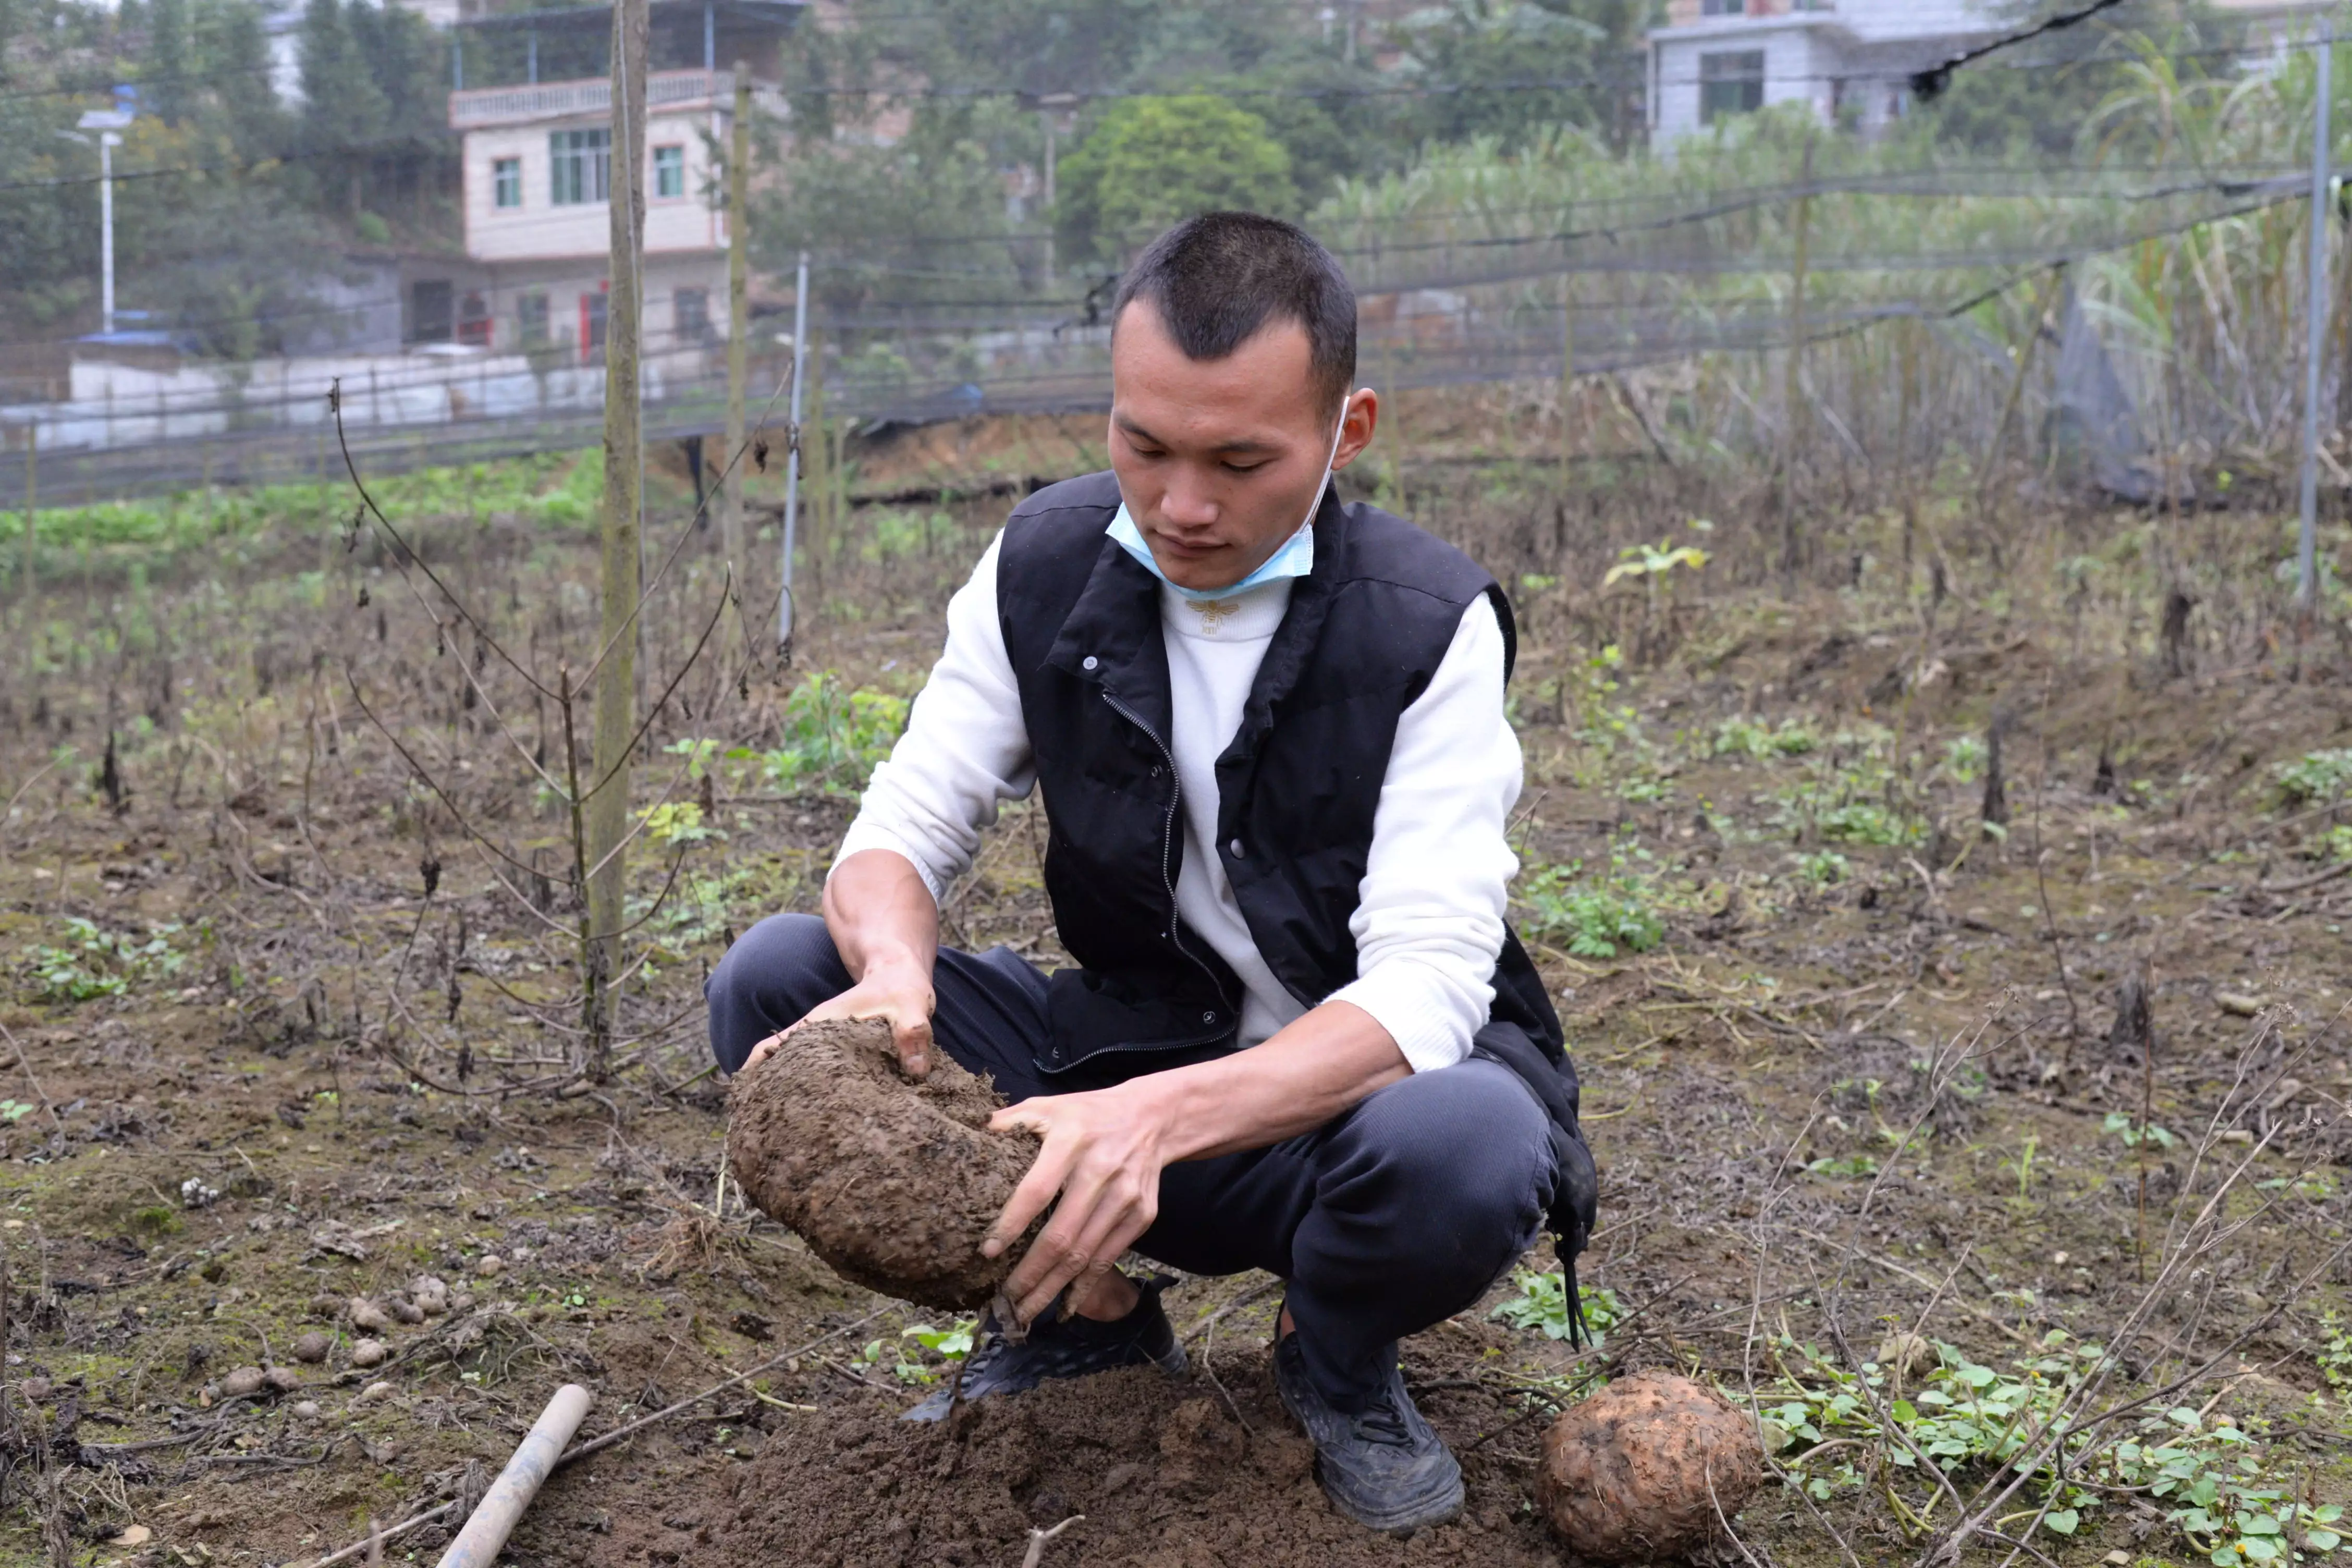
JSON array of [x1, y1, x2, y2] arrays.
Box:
[[402, 0, 802, 368], [1648, 1, 2001, 146], [1648, 0, 2346, 148]]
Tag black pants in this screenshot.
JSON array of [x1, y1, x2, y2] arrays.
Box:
[[706, 913, 1559, 1411]]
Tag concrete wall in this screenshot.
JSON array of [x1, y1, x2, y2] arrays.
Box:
[[6, 339, 710, 455]]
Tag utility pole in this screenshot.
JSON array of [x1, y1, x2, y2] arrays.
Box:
[[584, 0, 648, 1080], [2298, 22, 2333, 616], [722, 59, 751, 605], [778, 249, 808, 654], [65, 106, 132, 336]]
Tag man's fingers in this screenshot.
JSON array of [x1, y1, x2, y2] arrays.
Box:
[[742, 1033, 787, 1072], [983, 1135, 1074, 1263], [1011, 1171, 1150, 1323], [893, 1013, 935, 1080]]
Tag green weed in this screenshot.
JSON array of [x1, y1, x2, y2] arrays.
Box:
[[1759, 1333, 2344, 1563], [2275, 750, 2352, 806], [1516, 860, 1665, 959], [733, 673, 909, 797], [1490, 1267, 1622, 1349], [1715, 717, 1821, 760], [19, 917, 188, 1003]]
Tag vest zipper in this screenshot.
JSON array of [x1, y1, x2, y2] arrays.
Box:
[[1099, 689, 1226, 1008]]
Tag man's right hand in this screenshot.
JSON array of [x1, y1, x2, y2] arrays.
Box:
[[742, 953, 937, 1079]]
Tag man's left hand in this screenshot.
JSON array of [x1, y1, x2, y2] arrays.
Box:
[[982, 1081, 1171, 1325]]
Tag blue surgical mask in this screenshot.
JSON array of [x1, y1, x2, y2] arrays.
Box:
[[1108, 403, 1350, 604]]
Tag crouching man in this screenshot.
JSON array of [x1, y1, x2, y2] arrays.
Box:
[[707, 211, 1596, 1535]]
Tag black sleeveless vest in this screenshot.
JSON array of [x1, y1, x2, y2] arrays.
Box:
[[996, 471, 1598, 1278]]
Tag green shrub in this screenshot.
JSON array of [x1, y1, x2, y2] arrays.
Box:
[[723, 674, 910, 798]]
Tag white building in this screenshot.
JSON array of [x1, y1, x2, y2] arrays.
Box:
[[402, 0, 800, 367], [1647, 0, 2350, 148], [1648, 1, 2001, 147]]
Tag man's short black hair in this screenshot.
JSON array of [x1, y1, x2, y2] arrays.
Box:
[[1111, 212, 1356, 414]]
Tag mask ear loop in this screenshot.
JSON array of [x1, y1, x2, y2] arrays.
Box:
[[1303, 390, 1356, 530]]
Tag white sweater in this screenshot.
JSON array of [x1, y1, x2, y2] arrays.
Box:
[[834, 530, 1523, 1074]]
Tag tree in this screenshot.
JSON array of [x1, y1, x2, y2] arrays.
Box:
[[1925, 0, 2243, 157], [1055, 95, 1296, 263], [146, 0, 193, 123], [1380, 0, 1637, 153]]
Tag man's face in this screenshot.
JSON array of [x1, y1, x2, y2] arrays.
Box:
[[1107, 300, 1377, 593]]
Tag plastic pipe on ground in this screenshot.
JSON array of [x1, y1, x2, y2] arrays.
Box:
[[435, 1382, 593, 1568]]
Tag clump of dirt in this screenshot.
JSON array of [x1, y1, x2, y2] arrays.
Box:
[[1536, 1369, 1763, 1564], [726, 1018, 1040, 1308], [703, 1341, 1576, 1568]]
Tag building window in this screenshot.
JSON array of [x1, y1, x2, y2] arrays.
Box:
[[1701, 0, 1744, 14], [518, 290, 549, 346], [409, 279, 452, 345], [653, 144, 685, 200], [1700, 50, 1766, 124], [675, 287, 711, 342], [493, 156, 522, 210], [550, 128, 610, 205]]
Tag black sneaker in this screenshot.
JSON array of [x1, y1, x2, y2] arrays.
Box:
[[1275, 1330, 1463, 1535], [900, 1275, 1187, 1422]]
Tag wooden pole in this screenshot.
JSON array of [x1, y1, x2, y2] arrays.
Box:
[[585, 0, 648, 1081], [721, 59, 751, 606], [1559, 271, 1575, 497], [434, 1384, 592, 1568], [1780, 132, 1816, 586], [18, 426, 33, 616]]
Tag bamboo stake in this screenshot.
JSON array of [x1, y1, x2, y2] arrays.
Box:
[[584, 0, 650, 1080], [721, 60, 751, 603], [434, 1383, 592, 1568], [1780, 133, 1816, 585], [18, 425, 32, 616]]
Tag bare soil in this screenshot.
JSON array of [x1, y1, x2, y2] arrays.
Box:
[[2, 403, 2350, 1565]]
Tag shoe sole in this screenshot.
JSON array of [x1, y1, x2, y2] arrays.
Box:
[[1274, 1355, 1464, 1536]]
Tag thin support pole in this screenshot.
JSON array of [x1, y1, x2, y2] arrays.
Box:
[[19, 426, 34, 615], [2300, 22, 2333, 614], [779, 248, 808, 654], [722, 61, 750, 603]]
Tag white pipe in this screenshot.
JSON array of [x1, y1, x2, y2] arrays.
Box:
[[434, 1383, 592, 1568]]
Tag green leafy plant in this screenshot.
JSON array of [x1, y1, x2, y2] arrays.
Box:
[[1490, 1267, 1622, 1349], [2276, 750, 2352, 806], [1759, 1333, 2344, 1563], [0, 1101, 34, 1125], [1798, 850, 1852, 886], [1603, 537, 1710, 590], [2102, 1111, 2178, 1152], [1714, 717, 1820, 760], [20, 917, 187, 1003], [740, 674, 910, 798], [1516, 860, 1665, 959], [1942, 733, 1989, 783], [638, 800, 716, 849]]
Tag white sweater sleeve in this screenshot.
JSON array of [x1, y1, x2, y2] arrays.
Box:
[[832, 533, 1035, 903], [1326, 595, 1518, 1074]]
